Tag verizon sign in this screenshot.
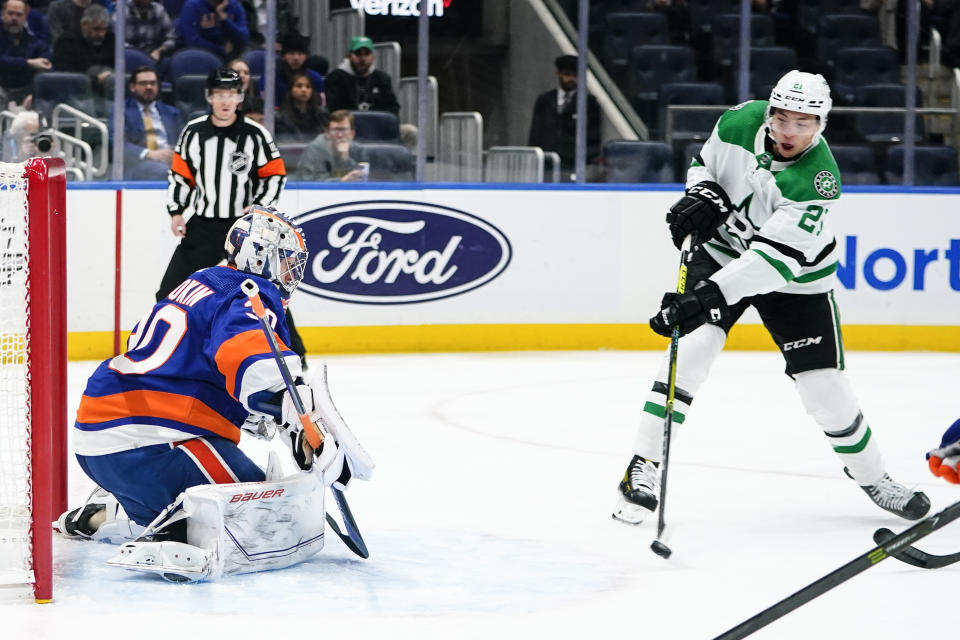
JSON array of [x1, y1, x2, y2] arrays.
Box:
[[348, 0, 449, 17]]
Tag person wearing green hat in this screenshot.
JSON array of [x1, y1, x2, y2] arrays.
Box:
[[324, 34, 401, 117]]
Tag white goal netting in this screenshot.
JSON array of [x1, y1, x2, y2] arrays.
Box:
[[0, 161, 32, 586]]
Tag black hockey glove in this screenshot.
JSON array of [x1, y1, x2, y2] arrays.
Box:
[[649, 279, 728, 337], [666, 181, 732, 249]]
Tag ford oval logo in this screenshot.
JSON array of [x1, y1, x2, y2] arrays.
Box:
[[294, 200, 512, 304]]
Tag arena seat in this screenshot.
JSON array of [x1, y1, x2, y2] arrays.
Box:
[[603, 140, 676, 183], [884, 145, 960, 186]]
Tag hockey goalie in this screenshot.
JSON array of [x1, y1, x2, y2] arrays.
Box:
[[53, 207, 374, 582]]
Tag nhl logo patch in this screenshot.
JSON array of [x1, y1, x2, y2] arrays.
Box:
[[814, 170, 838, 198], [229, 151, 251, 175]]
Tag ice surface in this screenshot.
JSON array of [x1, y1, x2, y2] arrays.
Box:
[[5, 350, 959, 640]]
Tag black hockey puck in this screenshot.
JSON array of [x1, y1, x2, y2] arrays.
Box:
[[650, 539, 672, 559]]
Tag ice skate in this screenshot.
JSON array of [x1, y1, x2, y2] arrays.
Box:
[[53, 488, 117, 539], [53, 488, 141, 542], [107, 541, 212, 583], [859, 473, 931, 521], [613, 455, 660, 525]]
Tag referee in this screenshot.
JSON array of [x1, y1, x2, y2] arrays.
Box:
[[157, 67, 306, 363]]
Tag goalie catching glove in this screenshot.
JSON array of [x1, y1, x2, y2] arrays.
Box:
[[666, 181, 732, 249], [649, 279, 728, 338], [928, 418, 960, 484], [280, 363, 375, 489]]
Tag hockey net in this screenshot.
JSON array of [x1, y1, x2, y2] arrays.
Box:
[[0, 158, 67, 603]]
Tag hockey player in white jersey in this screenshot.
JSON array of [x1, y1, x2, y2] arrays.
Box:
[[613, 70, 930, 525]]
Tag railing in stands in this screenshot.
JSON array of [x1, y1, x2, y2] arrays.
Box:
[[50, 104, 108, 179], [539, 0, 648, 140]]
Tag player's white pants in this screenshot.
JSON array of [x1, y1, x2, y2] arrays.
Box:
[[631, 325, 886, 486], [632, 324, 726, 460], [794, 368, 885, 485]]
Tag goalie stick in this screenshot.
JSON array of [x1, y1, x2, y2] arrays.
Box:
[[241, 279, 370, 560], [711, 499, 960, 640], [651, 234, 695, 560], [873, 526, 960, 569]]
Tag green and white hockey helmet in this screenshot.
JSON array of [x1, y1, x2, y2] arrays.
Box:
[[767, 70, 832, 133]]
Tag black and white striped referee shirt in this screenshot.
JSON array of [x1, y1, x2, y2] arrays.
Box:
[[167, 115, 286, 219]]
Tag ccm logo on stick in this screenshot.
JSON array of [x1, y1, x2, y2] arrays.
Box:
[[229, 489, 285, 503], [295, 200, 512, 304]]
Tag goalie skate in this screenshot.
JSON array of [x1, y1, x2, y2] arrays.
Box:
[[612, 455, 660, 525], [53, 488, 142, 543], [106, 541, 212, 583]]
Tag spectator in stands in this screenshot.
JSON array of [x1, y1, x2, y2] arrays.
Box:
[[0, 108, 49, 161], [325, 35, 399, 115], [241, 0, 299, 50], [0, 0, 52, 108], [24, 1, 50, 45], [276, 69, 327, 143], [178, 0, 248, 60], [229, 57, 262, 122], [325, 36, 413, 147], [162, 0, 185, 18], [46, 0, 91, 41], [297, 108, 368, 182], [528, 54, 601, 182], [257, 33, 325, 106], [110, 65, 182, 180], [124, 0, 177, 62], [51, 3, 115, 97]]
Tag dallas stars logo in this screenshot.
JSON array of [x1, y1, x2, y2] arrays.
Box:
[[814, 170, 838, 198]]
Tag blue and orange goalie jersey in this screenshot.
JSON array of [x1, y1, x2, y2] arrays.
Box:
[[73, 266, 300, 456]]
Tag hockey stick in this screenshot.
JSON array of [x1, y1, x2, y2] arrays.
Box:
[[711, 499, 960, 640], [325, 490, 369, 559], [873, 526, 960, 569], [241, 279, 370, 559], [241, 279, 324, 450], [651, 234, 694, 560]]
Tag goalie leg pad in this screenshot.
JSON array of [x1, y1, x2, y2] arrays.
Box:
[[106, 468, 327, 581]]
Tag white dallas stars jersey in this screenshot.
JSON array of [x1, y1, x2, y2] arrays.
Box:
[[689, 100, 841, 305]]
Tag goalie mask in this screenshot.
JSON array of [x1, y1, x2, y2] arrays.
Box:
[[225, 207, 308, 297], [766, 70, 832, 135]]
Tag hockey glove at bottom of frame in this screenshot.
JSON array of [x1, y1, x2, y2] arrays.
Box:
[[928, 418, 960, 484]]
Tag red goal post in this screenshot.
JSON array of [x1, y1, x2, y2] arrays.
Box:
[[0, 157, 67, 603]]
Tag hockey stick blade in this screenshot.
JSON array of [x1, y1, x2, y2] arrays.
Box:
[[873, 527, 960, 569], [325, 488, 369, 559], [711, 499, 960, 640]]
